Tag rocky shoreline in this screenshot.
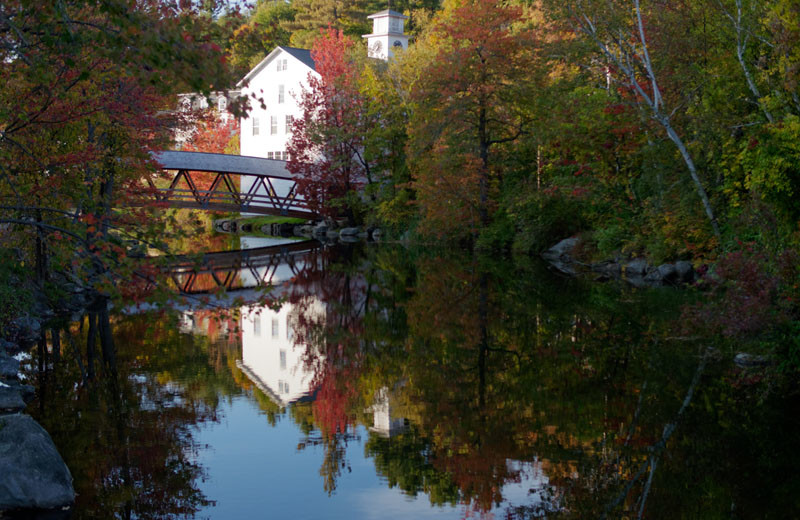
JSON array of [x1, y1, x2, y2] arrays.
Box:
[[541, 237, 697, 287], [0, 328, 74, 515], [0, 294, 79, 515], [213, 218, 383, 243]]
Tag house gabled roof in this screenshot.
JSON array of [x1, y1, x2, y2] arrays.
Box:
[[236, 46, 317, 88], [280, 47, 316, 70]]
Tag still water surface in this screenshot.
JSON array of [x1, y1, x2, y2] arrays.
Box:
[[24, 243, 800, 519]]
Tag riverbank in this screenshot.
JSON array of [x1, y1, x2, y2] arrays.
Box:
[[0, 337, 74, 515], [0, 269, 87, 515], [213, 216, 384, 243]]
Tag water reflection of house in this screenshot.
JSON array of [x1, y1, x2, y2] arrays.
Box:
[[369, 386, 408, 438], [178, 310, 240, 346], [236, 300, 324, 407]]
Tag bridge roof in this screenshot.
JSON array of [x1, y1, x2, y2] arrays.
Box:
[[152, 151, 295, 179]]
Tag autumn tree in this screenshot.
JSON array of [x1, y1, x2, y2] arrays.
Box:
[[404, 0, 539, 237], [0, 0, 239, 304], [286, 27, 376, 223]]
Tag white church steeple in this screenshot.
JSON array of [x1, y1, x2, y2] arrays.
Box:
[[363, 9, 409, 61]]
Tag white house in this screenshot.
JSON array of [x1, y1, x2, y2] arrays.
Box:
[[235, 10, 410, 209], [237, 9, 410, 160], [174, 90, 239, 148], [237, 46, 318, 161]]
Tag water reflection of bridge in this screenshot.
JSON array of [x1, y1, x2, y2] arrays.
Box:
[[166, 240, 320, 295]]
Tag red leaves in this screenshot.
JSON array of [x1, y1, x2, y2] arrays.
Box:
[[286, 27, 367, 220]]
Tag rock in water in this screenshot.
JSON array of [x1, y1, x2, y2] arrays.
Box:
[[0, 414, 74, 511], [0, 353, 19, 379], [0, 385, 27, 413], [541, 238, 580, 275], [339, 227, 360, 237], [674, 260, 695, 284]]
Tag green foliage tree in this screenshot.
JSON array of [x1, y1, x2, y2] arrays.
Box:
[[228, 0, 296, 75]]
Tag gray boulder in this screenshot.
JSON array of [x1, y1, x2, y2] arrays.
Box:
[[675, 260, 695, 284], [312, 223, 329, 236], [9, 316, 42, 346], [623, 259, 648, 277], [541, 238, 580, 275], [0, 385, 27, 414], [339, 227, 360, 237], [656, 263, 679, 285], [0, 339, 16, 354], [734, 353, 773, 368], [296, 225, 314, 237], [0, 353, 19, 379], [542, 237, 579, 262], [0, 414, 74, 510], [6, 381, 34, 403]]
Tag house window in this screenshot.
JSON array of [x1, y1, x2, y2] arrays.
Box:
[[218, 96, 227, 111], [286, 317, 293, 340], [270, 116, 278, 135], [278, 380, 284, 393], [285, 115, 293, 133], [267, 151, 274, 159], [254, 316, 261, 337], [280, 350, 287, 370], [277, 58, 287, 71], [272, 318, 279, 338], [252, 117, 260, 136], [278, 85, 285, 104]]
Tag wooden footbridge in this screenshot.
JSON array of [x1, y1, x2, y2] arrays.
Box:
[[149, 151, 316, 218]]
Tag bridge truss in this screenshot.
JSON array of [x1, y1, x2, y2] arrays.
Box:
[[149, 151, 315, 218]]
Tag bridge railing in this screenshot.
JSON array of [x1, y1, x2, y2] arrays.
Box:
[[153, 172, 311, 217]]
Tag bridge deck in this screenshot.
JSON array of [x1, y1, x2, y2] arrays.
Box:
[[152, 151, 296, 180]]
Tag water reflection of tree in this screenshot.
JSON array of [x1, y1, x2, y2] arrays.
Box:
[[284, 245, 369, 494], [28, 310, 244, 519], [284, 246, 744, 517]]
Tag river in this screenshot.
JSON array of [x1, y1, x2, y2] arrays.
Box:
[[22, 240, 800, 519]]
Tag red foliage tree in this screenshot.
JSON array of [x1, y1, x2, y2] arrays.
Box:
[[181, 111, 240, 191], [286, 27, 372, 224]]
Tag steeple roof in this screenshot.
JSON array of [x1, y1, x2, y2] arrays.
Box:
[[367, 9, 408, 19]]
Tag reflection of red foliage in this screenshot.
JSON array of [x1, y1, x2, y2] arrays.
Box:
[[312, 362, 358, 436], [283, 247, 369, 436], [191, 309, 241, 346]]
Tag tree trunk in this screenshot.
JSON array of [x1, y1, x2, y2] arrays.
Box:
[[86, 312, 97, 381], [661, 119, 721, 239], [50, 328, 60, 364], [478, 104, 489, 228]]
